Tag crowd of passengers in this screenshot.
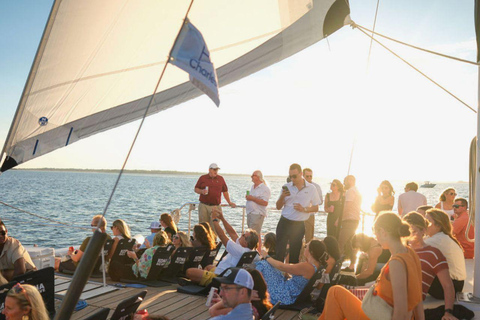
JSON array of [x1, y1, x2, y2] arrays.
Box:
[[0, 163, 475, 319]]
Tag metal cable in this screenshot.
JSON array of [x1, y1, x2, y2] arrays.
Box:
[[98, 0, 196, 224], [356, 23, 479, 66], [367, 0, 381, 68], [354, 24, 477, 114], [0, 200, 89, 229]]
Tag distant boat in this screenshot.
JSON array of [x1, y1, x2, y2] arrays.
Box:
[[420, 181, 436, 188]]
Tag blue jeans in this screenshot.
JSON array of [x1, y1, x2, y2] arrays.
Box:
[[275, 216, 305, 263]]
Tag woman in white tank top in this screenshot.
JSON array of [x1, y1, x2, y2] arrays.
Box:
[[435, 187, 456, 219]]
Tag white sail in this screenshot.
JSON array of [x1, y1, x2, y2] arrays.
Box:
[[0, 0, 350, 171]]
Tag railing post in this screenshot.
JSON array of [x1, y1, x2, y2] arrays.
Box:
[[242, 207, 246, 233], [188, 204, 194, 237]]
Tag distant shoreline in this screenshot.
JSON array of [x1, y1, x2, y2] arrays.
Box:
[[12, 168, 279, 178], [10, 168, 466, 183]]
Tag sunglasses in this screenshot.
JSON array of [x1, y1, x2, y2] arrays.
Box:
[[449, 192, 457, 196], [305, 175, 312, 178], [289, 174, 298, 179], [11, 283, 31, 305], [0, 231, 6, 236], [110, 226, 115, 230], [172, 235, 179, 240], [453, 204, 464, 208]]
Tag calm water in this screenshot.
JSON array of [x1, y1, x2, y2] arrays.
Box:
[[0, 170, 469, 249]]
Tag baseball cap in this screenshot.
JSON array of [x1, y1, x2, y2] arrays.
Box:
[[148, 221, 161, 230], [214, 268, 254, 290], [209, 163, 220, 170]]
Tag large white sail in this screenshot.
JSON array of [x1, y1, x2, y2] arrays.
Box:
[[0, 0, 350, 172]]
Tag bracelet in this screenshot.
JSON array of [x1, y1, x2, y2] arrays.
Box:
[[444, 309, 454, 314], [264, 255, 270, 260], [212, 219, 219, 222]]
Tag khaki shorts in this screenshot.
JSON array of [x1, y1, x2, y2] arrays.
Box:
[[247, 213, 265, 236], [199, 266, 217, 286]]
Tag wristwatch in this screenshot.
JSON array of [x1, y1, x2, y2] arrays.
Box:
[[444, 309, 454, 314]]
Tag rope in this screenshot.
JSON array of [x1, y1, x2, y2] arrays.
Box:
[[356, 23, 480, 66], [98, 0, 196, 225], [353, 24, 477, 114], [0, 201, 89, 230], [367, 0, 381, 68]]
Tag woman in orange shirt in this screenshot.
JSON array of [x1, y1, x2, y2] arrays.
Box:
[[319, 212, 424, 320]]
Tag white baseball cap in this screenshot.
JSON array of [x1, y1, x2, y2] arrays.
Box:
[[214, 268, 254, 290], [148, 221, 161, 230], [209, 163, 220, 170]]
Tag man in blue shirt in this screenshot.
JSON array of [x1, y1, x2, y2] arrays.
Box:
[[210, 267, 255, 319]]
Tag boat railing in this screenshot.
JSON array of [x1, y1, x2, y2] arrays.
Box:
[[172, 201, 376, 237]]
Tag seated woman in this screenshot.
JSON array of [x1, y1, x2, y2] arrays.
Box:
[[322, 236, 341, 274], [319, 212, 423, 320], [424, 208, 466, 298], [256, 239, 328, 305], [371, 180, 395, 218], [200, 221, 216, 241], [434, 188, 456, 220], [107, 219, 132, 262], [191, 224, 216, 251], [110, 230, 169, 281], [3, 283, 49, 320], [263, 232, 276, 258], [171, 231, 192, 255], [350, 233, 391, 285], [160, 213, 178, 240], [208, 268, 273, 320], [403, 212, 457, 320]]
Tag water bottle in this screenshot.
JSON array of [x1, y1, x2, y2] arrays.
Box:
[[205, 186, 209, 195]]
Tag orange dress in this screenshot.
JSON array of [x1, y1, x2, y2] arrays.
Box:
[[319, 246, 422, 320], [375, 246, 423, 311]]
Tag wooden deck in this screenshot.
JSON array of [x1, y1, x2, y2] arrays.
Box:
[[54, 275, 302, 319]]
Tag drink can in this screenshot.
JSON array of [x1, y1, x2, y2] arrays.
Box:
[[205, 186, 209, 195], [206, 287, 218, 306], [136, 309, 149, 319], [246, 190, 250, 196]]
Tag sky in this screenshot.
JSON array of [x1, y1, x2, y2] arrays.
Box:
[[0, 0, 478, 184]]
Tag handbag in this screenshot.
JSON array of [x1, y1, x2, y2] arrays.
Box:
[[361, 285, 393, 320]]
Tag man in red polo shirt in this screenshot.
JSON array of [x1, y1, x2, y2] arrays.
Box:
[[194, 163, 236, 229]]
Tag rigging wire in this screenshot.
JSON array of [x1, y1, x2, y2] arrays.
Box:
[[356, 23, 480, 66], [99, 0, 196, 224], [0, 200, 89, 230], [367, 0, 381, 68], [353, 24, 477, 114]]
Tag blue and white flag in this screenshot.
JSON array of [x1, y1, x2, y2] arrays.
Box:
[[170, 19, 220, 106]]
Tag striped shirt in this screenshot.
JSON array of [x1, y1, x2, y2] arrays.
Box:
[[414, 245, 449, 299]]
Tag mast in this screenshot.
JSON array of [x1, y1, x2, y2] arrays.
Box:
[[474, 0, 480, 298]]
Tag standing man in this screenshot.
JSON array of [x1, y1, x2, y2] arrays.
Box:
[[275, 163, 321, 263], [303, 168, 323, 243], [398, 182, 427, 217], [245, 170, 271, 250], [452, 198, 474, 258], [337, 175, 362, 259], [195, 163, 236, 229]]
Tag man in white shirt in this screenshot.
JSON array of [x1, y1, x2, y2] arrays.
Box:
[[185, 208, 258, 286], [245, 170, 271, 250], [303, 168, 323, 243], [275, 163, 321, 263], [398, 182, 427, 217]]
